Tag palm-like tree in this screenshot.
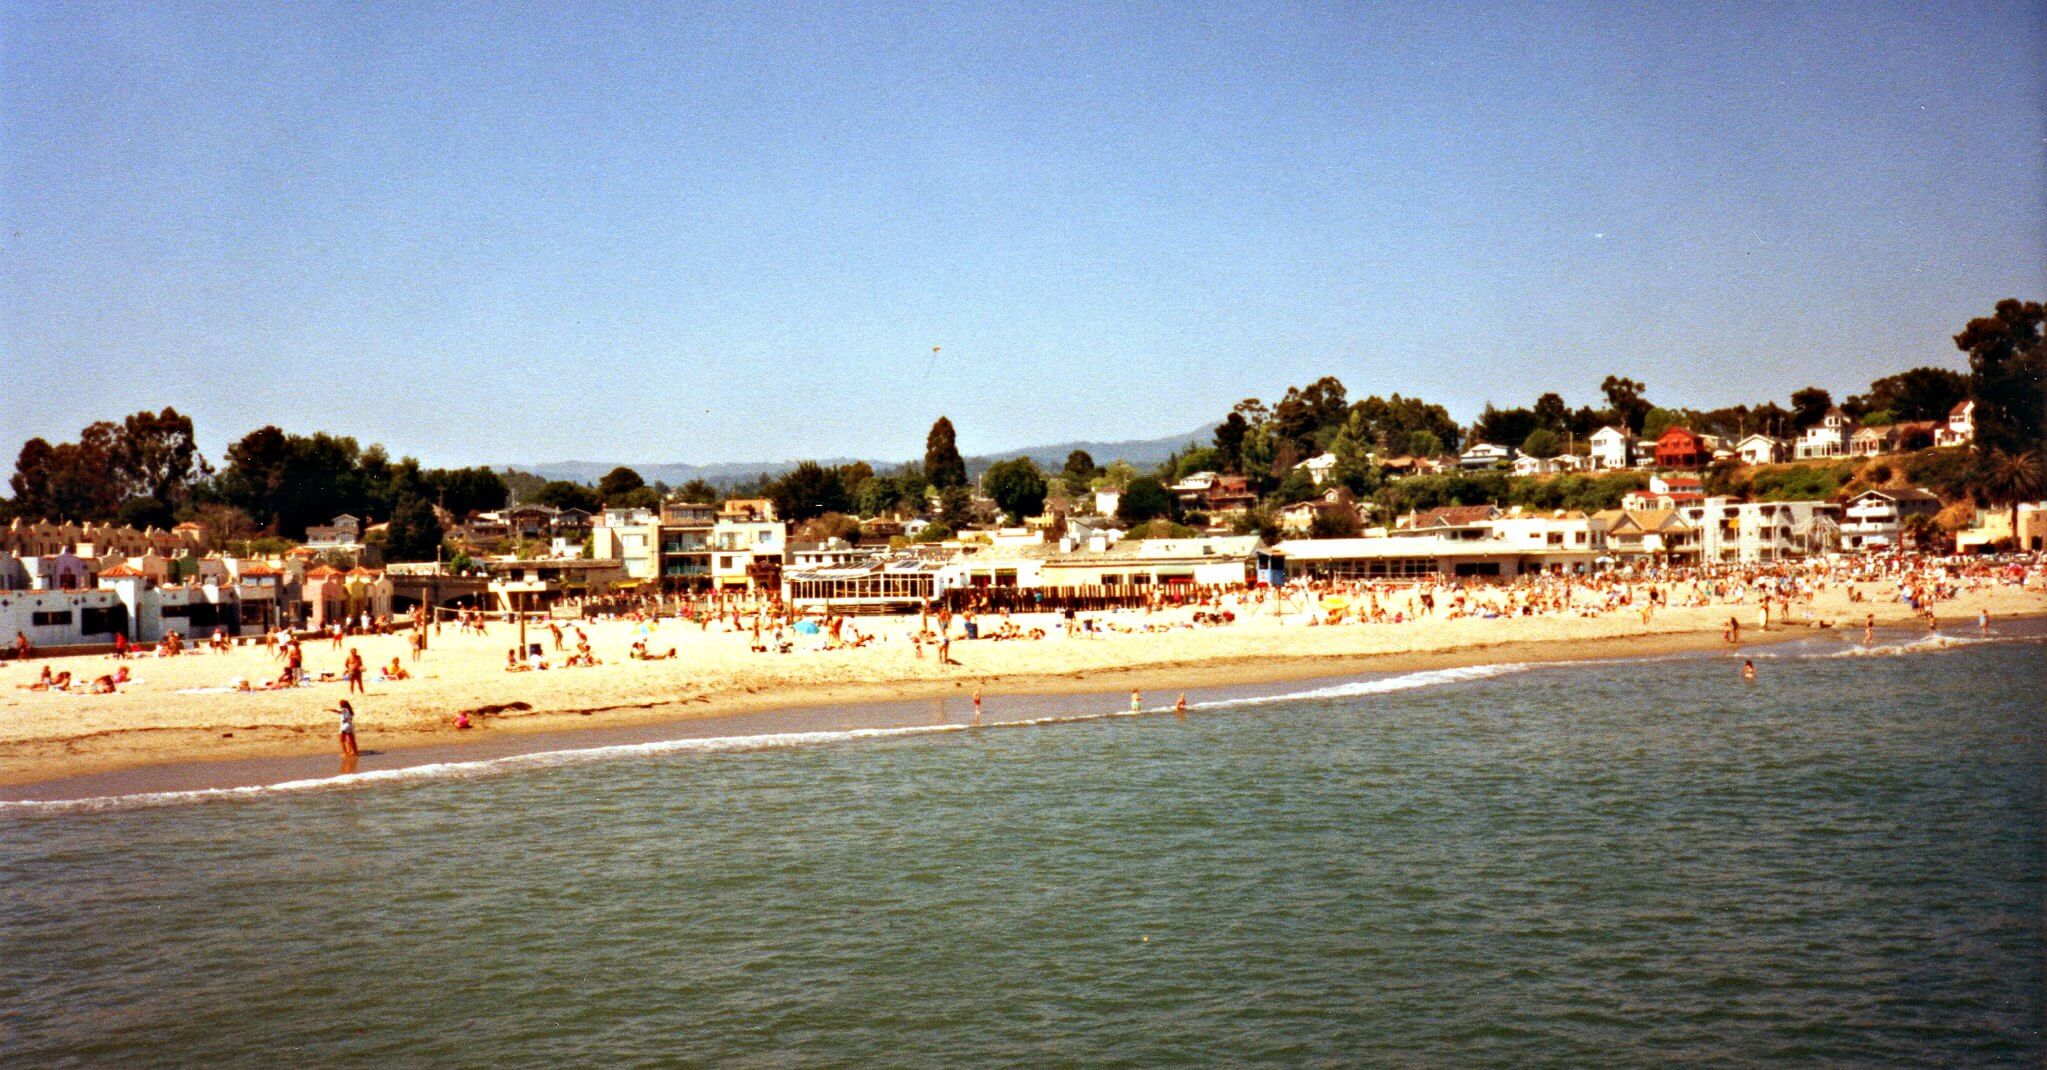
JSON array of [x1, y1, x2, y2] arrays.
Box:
[[1977, 448, 2047, 547]]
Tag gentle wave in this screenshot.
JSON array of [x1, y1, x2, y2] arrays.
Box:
[[1756, 633, 2028, 660], [2, 662, 1536, 813], [1189, 663, 1533, 709]]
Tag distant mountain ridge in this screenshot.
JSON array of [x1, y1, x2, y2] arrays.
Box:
[[506, 424, 1217, 487]]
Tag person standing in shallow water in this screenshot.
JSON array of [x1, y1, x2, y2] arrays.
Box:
[[333, 700, 359, 757]]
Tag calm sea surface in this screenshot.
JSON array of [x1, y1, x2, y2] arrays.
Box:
[[3, 630, 2041, 1067]]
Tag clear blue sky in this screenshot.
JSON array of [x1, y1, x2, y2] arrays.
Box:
[[4, 2, 2042, 468]]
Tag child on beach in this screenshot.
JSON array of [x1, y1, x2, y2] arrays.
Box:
[[333, 700, 358, 756]]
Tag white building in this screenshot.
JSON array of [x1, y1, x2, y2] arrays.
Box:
[[1294, 452, 1338, 486], [1794, 407, 1857, 460], [711, 517, 787, 592], [1093, 487, 1123, 516], [1459, 443, 1514, 470], [1679, 498, 1841, 562], [1735, 434, 1784, 466], [1841, 488, 1943, 551], [1588, 426, 1636, 470], [1935, 400, 1975, 448]]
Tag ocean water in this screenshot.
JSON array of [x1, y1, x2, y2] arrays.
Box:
[[3, 631, 2041, 1067]]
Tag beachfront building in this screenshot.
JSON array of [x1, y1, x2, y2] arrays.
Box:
[[1277, 488, 1363, 534], [1841, 488, 1943, 552], [655, 501, 717, 590], [1794, 407, 1857, 459], [783, 557, 949, 613], [711, 515, 787, 593], [1593, 509, 1701, 564], [1588, 427, 1637, 470], [482, 557, 626, 612], [1679, 498, 1842, 562], [0, 585, 130, 649], [1264, 509, 1604, 582], [1955, 501, 2047, 553], [1034, 536, 1258, 589], [1459, 443, 1514, 470], [1936, 400, 1975, 448]]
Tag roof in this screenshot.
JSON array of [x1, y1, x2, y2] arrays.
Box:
[[1950, 399, 1973, 416], [1405, 504, 1499, 530], [235, 562, 279, 576], [1854, 487, 1942, 503], [98, 564, 144, 578], [305, 564, 344, 578]]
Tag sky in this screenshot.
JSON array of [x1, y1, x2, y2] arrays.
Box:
[[3, 1, 2042, 469]]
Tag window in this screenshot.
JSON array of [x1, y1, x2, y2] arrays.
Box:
[[31, 610, 73, 626]]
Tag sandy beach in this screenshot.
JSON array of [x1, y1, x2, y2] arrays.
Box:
[[3, 582, 2041, 790]]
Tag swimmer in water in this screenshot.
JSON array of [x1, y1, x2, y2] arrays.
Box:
[[1174, 693, 1188, 716], [1978, 608, 1989, 633], [1130, 689, 1142, 713], [1742, 659, 1756, 682]]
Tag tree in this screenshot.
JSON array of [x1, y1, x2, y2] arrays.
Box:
[[112, 407, 206, 510], [8, 428, 123, 521], [855, 477, 901, 518], [382, 494, 445, 562], [982, 458, 1048, 521], [1407, 429, 1443, 458], [1309, 508, 1364, 538], [598, 466, 646, 502], [1975, 448, 2046, 544], [1521, 428, 1563, 459], [936, 486, 974, 529], [1601, 376, 1653, 434], [425, 466, 509, 517], [795, 513, 863, 543], [1847, 367, 1969, 422], [1270, 376, 1350, 458], [769, 462, 851, 523], [1212, 412, 1250, 472], [610, 486, 662, 510], [1641, 408, 1686, 439], [1116, 476, 1172, 524], [532, 481, 603, 513], [501, 469, 548, 504], [676, 479, 720, 504], [116, 496, 175, 531], [1954, 299, 2045, 457], [1788, 387, 1834, 431], [1532, 392, 1570, 433], [924, 416, 968, 490], [1475, 404, 1539, 450]]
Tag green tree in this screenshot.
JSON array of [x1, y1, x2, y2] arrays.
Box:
[[676, 479, 720, 504], [1407, 429, 1443, 458], [112, 407, 206, 511], [1115, 476, 1173, 524], [1641, 407, 1686, 439], [115, 495, 175, 531], [598, 466, 646, 502], [1788, 387, 1834, 431], [610, 486, 662, 510], [924, 416, 968, 490], [1847, 366, 1969, 422], [8, 426, 123, 521], [383, 494, 446, 562], [1308, 508, 1364, 539], [1521, 428, 1563, 459], [982, 458, 1048, 520], [769, 462, 852, 522], [1975, 448, 2046, 544], [532, 480, 603, 512], [1475, 404, 1539, 449], [937, 486, 974, 529], [1532, 392, 1570, 433], [1954, 299, 2045, 457], [1600, 376, 1653, 434], [1212, 411, 1251, 472]]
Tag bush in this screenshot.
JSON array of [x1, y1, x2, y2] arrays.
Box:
[[1125, 519, 1201, 540], [1901, 447, 1976, 501]]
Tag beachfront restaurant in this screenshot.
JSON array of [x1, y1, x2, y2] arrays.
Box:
[[783, 558, 948, 614], [1261, 535, 1596, 583]]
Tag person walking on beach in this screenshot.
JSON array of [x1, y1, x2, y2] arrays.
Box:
[[333, 700, 359, 757], [344, 648, 365, 695], [1978, 608, 1990, 633], [1864, 613, 1875, 644]]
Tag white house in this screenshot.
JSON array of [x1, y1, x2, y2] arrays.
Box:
[[1679, 498, 1841, 562], [1093, 487, 1123, 516], [1588, 427, 1636, 470], [1459, 443, 1514, 470], [1794, 407, 1857, 459], [710, 517, 787, 592], [1936, 400, 1975, 448], [1841, 488, 1942, 551], [1735, 434, 1784, 466], [1294, 452, 1339, 486]]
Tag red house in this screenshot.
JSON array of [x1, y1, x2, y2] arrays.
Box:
[[1654, 426, 1709, 469]]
